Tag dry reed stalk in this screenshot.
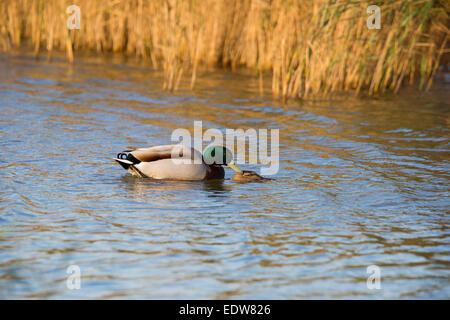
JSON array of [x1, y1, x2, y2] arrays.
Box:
[[0, 0, 447, 99]]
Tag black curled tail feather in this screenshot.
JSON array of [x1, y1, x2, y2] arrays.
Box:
[[116, 151, 142, 165], [115, 150, 141, 171]]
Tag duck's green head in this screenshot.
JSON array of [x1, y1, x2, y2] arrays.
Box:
[[203, 146, 242, 173]]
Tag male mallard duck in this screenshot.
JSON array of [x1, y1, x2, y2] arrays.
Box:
[[113, 144, 242, 180]]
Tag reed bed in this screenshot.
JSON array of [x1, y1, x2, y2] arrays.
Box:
[[0, 0, 448, 99]]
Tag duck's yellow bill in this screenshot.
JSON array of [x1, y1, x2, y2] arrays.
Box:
[[228, 161, 243, 174]]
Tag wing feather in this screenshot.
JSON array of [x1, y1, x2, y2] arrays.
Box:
[[130, 144, 201, 163]]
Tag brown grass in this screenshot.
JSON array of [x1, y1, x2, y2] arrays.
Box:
[[0, 0, 448, 99]]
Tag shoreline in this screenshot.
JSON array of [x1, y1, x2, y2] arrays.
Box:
[[1, 0, 448, 100]]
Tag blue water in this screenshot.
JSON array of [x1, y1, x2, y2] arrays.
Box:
[[0, 53, 449, 299]]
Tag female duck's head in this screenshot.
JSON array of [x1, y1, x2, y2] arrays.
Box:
[[203, 146, 242, 173]]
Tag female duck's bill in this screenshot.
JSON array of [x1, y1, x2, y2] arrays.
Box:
[[113, 144, 242, 180]]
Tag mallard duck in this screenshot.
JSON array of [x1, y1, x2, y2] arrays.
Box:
[[231, 170, 266, 182], [113, 144, 242, 180]]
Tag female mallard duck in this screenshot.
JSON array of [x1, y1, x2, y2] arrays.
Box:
[[231, 170, 265, 182], [113, 144, 243, 180]]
